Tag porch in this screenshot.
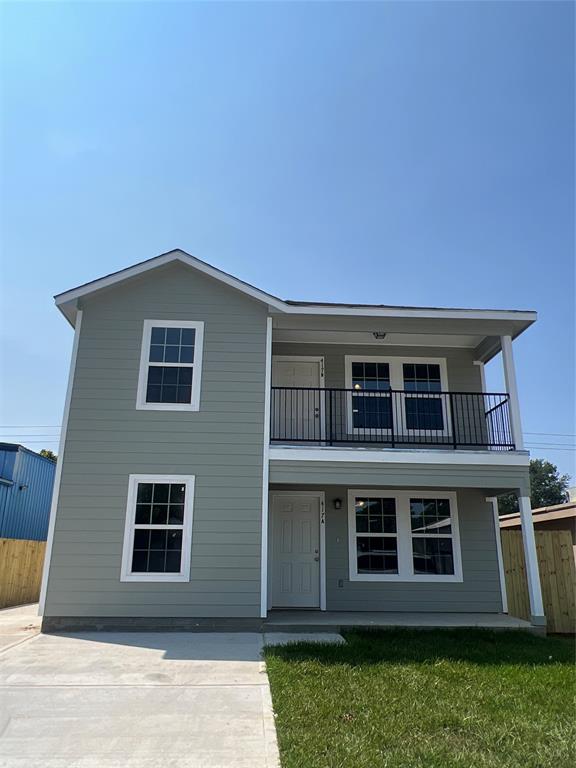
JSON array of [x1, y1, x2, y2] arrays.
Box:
[[263, 610, 535, 633], [267, 313, 528, 454], [264, 486, 546, 631]]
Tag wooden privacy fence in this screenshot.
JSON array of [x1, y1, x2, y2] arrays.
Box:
[[0, 538, 46, 609], [501, 530, 576, 634]]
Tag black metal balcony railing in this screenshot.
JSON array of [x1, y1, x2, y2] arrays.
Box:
[[270, 388, 515, 450]]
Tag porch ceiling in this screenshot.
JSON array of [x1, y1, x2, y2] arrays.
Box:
[[270, 314, 535, 361], [273, 328, 485, 349]]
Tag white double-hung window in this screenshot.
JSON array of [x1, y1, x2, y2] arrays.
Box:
[[136, 320, 204, 411], [348, 490, 462, 582], [121, 474, 195, 582], [345, 356, 450, 438]]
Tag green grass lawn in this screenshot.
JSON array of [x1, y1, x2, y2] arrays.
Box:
[[264, 629, 575, 768]]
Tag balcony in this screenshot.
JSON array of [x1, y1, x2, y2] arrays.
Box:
[[270, 387, 514, 450]]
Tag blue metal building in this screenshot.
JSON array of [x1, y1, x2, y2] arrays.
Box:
[[0, 444, 56, 541]]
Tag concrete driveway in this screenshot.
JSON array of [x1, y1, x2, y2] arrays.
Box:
[[0, 605, 281, 768]]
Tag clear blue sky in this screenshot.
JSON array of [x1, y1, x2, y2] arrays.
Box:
[[1, 1, 574, 479]]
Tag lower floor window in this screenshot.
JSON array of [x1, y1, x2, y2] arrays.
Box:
[[348, 490, 462, 581], [410, 497, 454, 574], [121, 474, 195, 582]]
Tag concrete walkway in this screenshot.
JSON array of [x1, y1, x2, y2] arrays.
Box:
[[0, 603, 41, 652], [0, 606, 284, 768]]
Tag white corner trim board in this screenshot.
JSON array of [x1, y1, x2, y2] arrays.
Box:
[[268, 446, 530, 466], [260, 317, 273, 618], [38, 309, 84, 616], [486, 496, 508, 614]]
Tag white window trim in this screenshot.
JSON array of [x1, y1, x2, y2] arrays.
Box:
[[120, 474, 195, 582], [347, 489, 463, 582], [344, 356, 452, 438], [136, 319, 204, 411]]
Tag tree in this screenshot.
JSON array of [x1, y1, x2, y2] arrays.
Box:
[[498, 459, 570, 515], [39, 449, 57, 461]]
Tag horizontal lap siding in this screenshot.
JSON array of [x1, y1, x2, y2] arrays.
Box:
[[272, 342, 483, 391], [269, 460, 530, 493], [44, 262, 267, 618], [270, 485, 503, 612]]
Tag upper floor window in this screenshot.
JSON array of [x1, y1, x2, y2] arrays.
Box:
[[345, 356, 449, 437], [136, 320, 204, 411], [403, 363, 444, 430], [351, 362, 392, 429]]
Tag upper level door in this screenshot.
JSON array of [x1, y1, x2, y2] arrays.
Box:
[[271, 356, 324, 442]]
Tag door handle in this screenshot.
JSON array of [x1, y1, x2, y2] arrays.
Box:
[[314, 556, 319, 562]]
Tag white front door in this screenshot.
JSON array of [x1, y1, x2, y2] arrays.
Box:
[[271, 493, 321, 608], [272, 357, 324, 441]]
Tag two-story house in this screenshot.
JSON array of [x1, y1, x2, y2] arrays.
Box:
[[39, 250, 545, 631]]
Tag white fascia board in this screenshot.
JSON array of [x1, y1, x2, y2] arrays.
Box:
[[54, 251, 287, 325], [53, 248, 537, 328], [268, 446, 531, 467], [277, 306, 537, 322]]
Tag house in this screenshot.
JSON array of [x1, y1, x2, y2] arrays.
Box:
[[501, 502, 576, 562], [39, 249, 545, 630], [0, 443, 56, 541]]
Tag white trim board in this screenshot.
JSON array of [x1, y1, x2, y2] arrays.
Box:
[[38, 309, 84, 616], [260, 317, 273, 618], [269, 446, 530, 466], [347, 489, 463, 583], [487, 496, 508, 613], [268, 490, 327, 611]]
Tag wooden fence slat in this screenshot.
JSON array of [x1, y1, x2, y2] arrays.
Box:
[[0, 538, 46, 609], [501, 530, 576, 634]]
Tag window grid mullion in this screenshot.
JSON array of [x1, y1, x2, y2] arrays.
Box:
[[133, 524, 185, 530]]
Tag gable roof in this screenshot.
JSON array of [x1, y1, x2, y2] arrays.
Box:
[[55, 248, 537, 332], [55, 249, 286, 323]]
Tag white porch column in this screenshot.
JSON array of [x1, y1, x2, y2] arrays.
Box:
[[518, 492, 545, 625], [500, 335, 524, 450]]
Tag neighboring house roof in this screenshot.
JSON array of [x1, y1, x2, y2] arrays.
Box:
[[54, 249, 537, 355], [0, 443, 56, 485], [500, 502, 576, 527]]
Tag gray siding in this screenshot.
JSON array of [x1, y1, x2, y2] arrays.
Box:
[[272, 342, 483, 391], [45, 262, 268, 618], [270, 485, 504, 612], [269, 459, 530, 494]]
